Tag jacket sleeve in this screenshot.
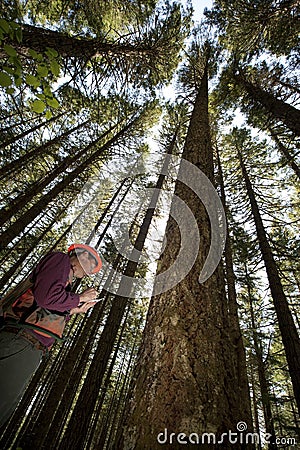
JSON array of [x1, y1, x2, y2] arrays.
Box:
[[31, 252, 80, 312]]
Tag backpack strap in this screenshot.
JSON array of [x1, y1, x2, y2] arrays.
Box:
[[1, 279, 67, 342]]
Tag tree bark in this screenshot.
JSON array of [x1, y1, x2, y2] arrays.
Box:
[[238, 148, 300, 416], [58, 131, 177, 450], [247, 271, 277, 449], [5, 24, 157, 60], [119, 64, 251, 450], [270, 131, 300, 180], [233, 72, 300, 136], [0, 121, 117, 226], [0, 117, 90, 180], [0, 114, 139, 248]]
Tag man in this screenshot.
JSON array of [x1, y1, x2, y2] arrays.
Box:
[[0, 243, 102, 427]]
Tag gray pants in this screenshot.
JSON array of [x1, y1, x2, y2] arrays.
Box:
[[0, 331, 43, 427]]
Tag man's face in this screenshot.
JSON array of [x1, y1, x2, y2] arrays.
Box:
[[72, 251, 97, 278]]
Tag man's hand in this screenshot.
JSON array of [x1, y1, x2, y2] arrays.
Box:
[[78, 287, 98, 303], [70, 287, 98, 315]]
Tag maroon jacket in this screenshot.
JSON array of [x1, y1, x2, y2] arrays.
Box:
[[2, 252, 80, 348], [27, 252, 80, 347], [31, 252, 80, 312]]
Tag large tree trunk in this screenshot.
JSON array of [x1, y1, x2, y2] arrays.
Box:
[[0, 114, 139, 248], [238, 148, 300, 416], [233, 72, 300, 136], [119, 64, 250, 449], [58, 132, 177, 450], [215, 143, 252, 423], [5, 24, 157, 60]]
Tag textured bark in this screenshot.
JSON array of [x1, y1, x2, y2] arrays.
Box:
[[215, 143, 252, 424], [238, 149, 300, 416], [233, 72, 300, 136], [5, 24, 157, 60], [247, 274, 277, 449], [58, 133, 177, 450], [270, 131, 300, 180], [120, 64, 250, 450]]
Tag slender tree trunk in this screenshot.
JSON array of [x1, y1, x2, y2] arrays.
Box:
[[0, 111, 65, 150], [249, 359, 262, 450], [233, 72, 300, 136], [86, 178, 130, 244], [0, 117, 90, 180], [238, 148, 300, 416], [0, 113, 140, 248], [247, 272, 277, 449], [0, 122, 117, 226], [58, 131, 177, 450], [0, 215, 58, 289], [269, 131, 300, 180], [87, 307, 130, 449], [119, 64, 251, 450], [215, 142, 252, 423]]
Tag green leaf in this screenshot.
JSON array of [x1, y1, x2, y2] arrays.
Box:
[[0, 72, 13, 87], [3, 66, 15, 75], [25, 74, 40, 88], [29, 49, 39, 59], [46, 97, 60, 109], [50, 60, 60, 77], [15, 76, 22, 87], [3, 65, 21, 77], [9, 21, 20, 30], [0, 19, 10, 33], [45, 47, 59, 58], [37, 64, 48, 77], [4, 44, 17, 57], [45, 110, 53, 120], [31, 99, 46, 113], [44, 85, 52, 96], [28, 49, 43, 61], [9, 55, 22, 68], [15, 28, 22, 43], [6, 87, 15, 94]]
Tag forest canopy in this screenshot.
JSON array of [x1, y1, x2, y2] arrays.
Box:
[[0, 0, 299, 449]]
